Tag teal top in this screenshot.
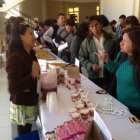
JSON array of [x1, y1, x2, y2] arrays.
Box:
[[104, 52, 140, 110]]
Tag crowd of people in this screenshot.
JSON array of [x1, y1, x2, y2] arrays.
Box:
[[4, 13, 140, 136]]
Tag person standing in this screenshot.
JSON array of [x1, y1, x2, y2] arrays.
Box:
[[6, 22, 40, 136], [70, 22, 89, 64], [116, 15, 126, 38], [55, 18, 75, 62], [98, 26, 140, 119], [79, 15, 116, 88], [43, 13, 65, 53]]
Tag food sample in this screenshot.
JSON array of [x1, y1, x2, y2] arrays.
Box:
[[76, 103, 84, 110], [78, 88, 84, 92], [35, 49, 49, 54], [96, 89, 107, 94], [75, 83, 81, 89], [36, 53, 56, 60], [80, 95, 87, 100], [65, 67, 81, 90], [75, 100, 83, 106], [80, 109, 89, 120], [70, 89, 78, 94], [69, 78, 76, 85], [89, 107, 94, 116], [69, 107, 77, 115], [82, 99, 90, 107], [87, 103, 94, 108], [71, 112, 80, 120], [82, 98, 90, 103], [71, 94, 79, 102]]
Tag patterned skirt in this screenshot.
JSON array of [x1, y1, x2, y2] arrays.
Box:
[[10, 102, 38, 126]]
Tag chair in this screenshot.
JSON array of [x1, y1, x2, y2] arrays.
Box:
[[13, 130, 40, 140]]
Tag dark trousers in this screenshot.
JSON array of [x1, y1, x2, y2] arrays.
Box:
[[17, 123, 32, 136], [89, 78, 104, 88]]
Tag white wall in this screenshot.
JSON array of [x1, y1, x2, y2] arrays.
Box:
[[100, 0, 140, 22]]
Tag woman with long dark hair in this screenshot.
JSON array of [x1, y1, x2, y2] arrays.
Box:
[[70, 22, 89, 64], [6, 21, 40, 136], [98, 26, 140, 119]]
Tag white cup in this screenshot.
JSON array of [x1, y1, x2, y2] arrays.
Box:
[[99, 50, 106, 59]]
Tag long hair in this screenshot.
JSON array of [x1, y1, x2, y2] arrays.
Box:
[[8, 22, 30, 52], [124, 16, 139, 26], [5, 16, 24, 34], [76, 22, 89, 40], [123, 26, 140, 65], [87, 15, 102, 26], [99, 15, 109, 27]]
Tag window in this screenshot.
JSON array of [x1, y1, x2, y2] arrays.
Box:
[[67, 7, 79, 23], [5, 5, 20, 19], [96, 6, 100, 15]]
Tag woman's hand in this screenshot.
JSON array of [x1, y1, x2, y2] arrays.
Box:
[[60, 41, 65, 45], [31, 61, 40, 79], [92, 64, 101, 72], [66, 47, 70, 53], [98, 52, 109, 63]]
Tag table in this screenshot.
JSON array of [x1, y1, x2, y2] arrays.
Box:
[[38, 50, 140, 140]]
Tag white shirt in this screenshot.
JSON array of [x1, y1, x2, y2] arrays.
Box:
[[93, 35, 105, 78]]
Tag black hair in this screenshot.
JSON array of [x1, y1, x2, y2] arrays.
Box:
[[85, 16, 89, 20], [44, 19, 57, 26], [99, 15, 109, 27], [5, 16, 24, 34], [44, 19, 52, 26], [87, 15, 101, 26], [50, 19, 57, 26], [17, 17, 25, 23], [57, 13, 65, 19], [65, 18, 75, 26], [8, 22, 30, 52], [76, 22, 89, 40], [34, 20, 38, 24], [39, 22, 44, 28], [119, 15, 126, 20], [124, 16, 139, 26], [110, 20, 117, 26]]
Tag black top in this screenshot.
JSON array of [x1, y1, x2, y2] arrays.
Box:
[[51, 24, 59, 39]]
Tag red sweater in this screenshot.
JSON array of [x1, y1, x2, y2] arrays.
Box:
[[6, 50, 39, 106]]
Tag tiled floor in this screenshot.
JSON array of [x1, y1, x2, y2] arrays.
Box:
[[0, 65, 41, 140], [0, 66, 39, 140], [0, 65, 11, 140]]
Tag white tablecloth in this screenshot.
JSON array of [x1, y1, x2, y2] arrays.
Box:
[[39, 50, 140, 140], [39, 75, 140, 140]]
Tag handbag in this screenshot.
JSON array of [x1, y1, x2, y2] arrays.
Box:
[[105, 74, 117, 98]]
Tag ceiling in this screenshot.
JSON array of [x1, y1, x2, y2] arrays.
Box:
[[50, 0, 100, 3]]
